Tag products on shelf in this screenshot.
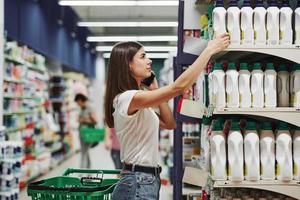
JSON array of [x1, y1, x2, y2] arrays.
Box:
[[280, 0, 293, 45], [254, 0, 267, 45], [295, 0, 300, 45], [182, 122, 201, 167], [293, 125, 300, 181], [227, 0, 240, 45], [276, 122, 293, 181], [277, 65, 290, 107], [264, 63, 277, 108], [238, 63, 251, 108], [212, 0, 227, 38], [267, 0, 280, 45], [290, 64, 300, 108], [209, 0, 300, 45], [0, 141, 23, 200], [228, 120, 244, 181], [251, 63, 264, 108], [210, 120, 227, 180], [241, 0, 254, 45], [226, 62, 239, 108], [210, 63, 226, 108], [244, 121, 260, 181], [211, 188, 297, 200], [200, 117, 212, 172]]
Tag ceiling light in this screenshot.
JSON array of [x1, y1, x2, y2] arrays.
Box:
[[103, 53, 170, 59], [87, 36, 177, 42], [59, 1, 178, 6], [77, 21, 178, 27], [96, 46, 177, 52]]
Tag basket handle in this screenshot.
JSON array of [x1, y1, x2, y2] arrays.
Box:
[[63, 168, 121, 176]]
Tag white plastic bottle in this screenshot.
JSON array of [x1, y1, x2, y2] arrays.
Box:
[[226, 62, 239, 108], [195, 71, 206, 105], [290, 64, 300, 108], [200, 117, 212, 172], [239, 63, 251, 108], [295, 0, 300, 45], [277, 65, 290, 107], [279, 0, 293, 45], [213, 0, 227, 38], [254, 0, 267, 45], [228, 120, 244, 181], [260, 122, 275, 180], [211, 63, 226, 108], [241, 0, 254, 45], [264, 63, 277, 108], [293, 126, 300, 181], [251, 63, 264, 108], [266, 0, 280, 45], [276, 122, 293, 181], [210, 120, 227, 180], [244, 121, 260, 181], [227, 0, 241, 45]]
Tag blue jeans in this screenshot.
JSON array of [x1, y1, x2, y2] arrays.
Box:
[[112, 170, 161, 200]]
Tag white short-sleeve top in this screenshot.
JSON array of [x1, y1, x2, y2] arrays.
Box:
[[113, 90, 160, 167]]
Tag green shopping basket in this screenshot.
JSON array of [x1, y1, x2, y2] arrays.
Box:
[[27, 168, 120, 200], [79, 127, 105, 143]]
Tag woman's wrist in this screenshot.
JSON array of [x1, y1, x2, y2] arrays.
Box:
[[203, 47, 214, 57]]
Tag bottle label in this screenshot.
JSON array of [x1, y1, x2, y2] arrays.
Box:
[[228, 165, 232, 177], [245, 164, 248, 177], [264, 95, 267, 104], [227, 95, 231, 104], [266, 31, 269, 40], [294, 164, 298, 176], [254, 31, 257, 40], [276, 164, 280, 176], [242, 31, 245, 40], [239, 94, 242, 103], [251, 94, 254, 104]]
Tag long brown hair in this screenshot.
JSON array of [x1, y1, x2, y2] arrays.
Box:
[[105, 41, 142, 128]]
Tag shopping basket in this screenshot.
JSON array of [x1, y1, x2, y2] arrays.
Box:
[[79, 127, 105, 143], [27, 168, 120, 200]]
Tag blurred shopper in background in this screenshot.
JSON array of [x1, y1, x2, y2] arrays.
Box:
[[104, 127, 122, 169], [75, 93, 98, 168]]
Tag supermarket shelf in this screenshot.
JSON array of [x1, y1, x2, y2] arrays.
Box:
[[214, 107, 300, 126], [26, 62, 45, 73], [4, 95, 34, 99], [214, 180, 300, 199], [3, 111, 34, 116], [4, 78, 25, 84], [23, 151, 77, 187], [223, 45, 300, 64], [4, 55, 25, 65]]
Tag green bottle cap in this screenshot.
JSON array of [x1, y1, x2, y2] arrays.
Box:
[[213, 63, 223, 71], [266, 63, 275, 70], [227, 62, 236, 70], [294, 64, 300, 71], [252, 63, 262, 70], [277, 64, 287, 72], [277, 121, 289, 130], [240, 63, 248, 70], [212, 120, 223, 131], [261, 122, 272, 130], [230, 120, 240, 131], [246, 121, 257, 131], [202, 117, 212, 125]]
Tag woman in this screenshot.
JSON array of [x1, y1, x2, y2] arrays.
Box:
[[105, 33, 229, 200]]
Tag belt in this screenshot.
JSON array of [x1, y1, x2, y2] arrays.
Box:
[[123, 163, 162, 175]]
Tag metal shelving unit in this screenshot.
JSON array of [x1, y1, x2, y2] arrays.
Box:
[[174, 0, 300, 199]]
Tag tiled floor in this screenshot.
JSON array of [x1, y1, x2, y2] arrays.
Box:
[[20, 143, 173, 200]]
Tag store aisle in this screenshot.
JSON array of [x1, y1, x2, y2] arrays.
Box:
[[21, 143, 172, 200]]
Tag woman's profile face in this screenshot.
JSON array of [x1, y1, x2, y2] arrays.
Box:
[[129, 47, 152, 82]]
